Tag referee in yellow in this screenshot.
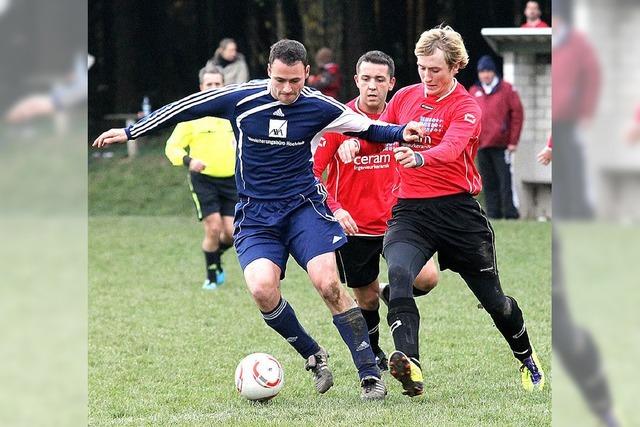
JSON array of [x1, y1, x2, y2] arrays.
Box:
[[165, 66, 237, 290]]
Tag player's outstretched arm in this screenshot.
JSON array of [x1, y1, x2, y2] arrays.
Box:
[[5, 94, 55, 124], [92, 128, 128, 148]]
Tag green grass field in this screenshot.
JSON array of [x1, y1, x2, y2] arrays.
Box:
[[89, 141, 550, 425], [89, 216, 551, 426], [552, 224, 640, 427]]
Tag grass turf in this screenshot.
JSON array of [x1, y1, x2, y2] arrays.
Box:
[[89, 216, 551, 426]]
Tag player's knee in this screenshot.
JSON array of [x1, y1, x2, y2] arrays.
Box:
[[246, 280, 277, 307], [558, 326, 598, 364], [427, 266, 439, 287], [244, 270, 278, 306], [416, 267, 439, 291], [221, 227, 234, 243], [388, 263, 413, 289], [486, 295, 518, 319], [204, 215, 222, 237], [314, 276, 342, 306], [354, 285, 379, 310]]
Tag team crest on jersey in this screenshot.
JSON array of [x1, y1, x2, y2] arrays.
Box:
[[419, 116, 443, 134], [464, 113, 476, 124], [269, 119, 288, 138]]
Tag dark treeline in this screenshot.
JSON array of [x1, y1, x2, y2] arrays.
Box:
[[89, 0, 550, 130]]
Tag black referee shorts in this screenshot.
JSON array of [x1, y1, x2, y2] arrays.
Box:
[[335, 236, 384, 288], [383, 193, 498, 276], [188, 172, 238, 220]]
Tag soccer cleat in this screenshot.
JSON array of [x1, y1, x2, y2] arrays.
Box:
[[597, 408, 623, 427], [215, 269, 225, 286], [202, 279, 219, 291], [360, 375, 387, 401], [520, 349, 545, 391], [375, 349, 388, 372], [388, 350, 424, 397], [379, 282, 390, 307], [304, 347, 334, 393]]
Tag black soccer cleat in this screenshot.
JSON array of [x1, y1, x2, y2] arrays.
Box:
[[388, 350, 424, 397], [304, 347, 334, 393], [360, 375, 387, 401], [375, 349, 388, 372]]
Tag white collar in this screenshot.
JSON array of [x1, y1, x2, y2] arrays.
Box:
[[424, 78, 458, 102], [355, 97, 387, 117], [481, 76, 499, 94]]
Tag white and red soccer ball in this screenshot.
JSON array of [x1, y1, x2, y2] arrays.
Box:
[[235, 353, 284, 401]]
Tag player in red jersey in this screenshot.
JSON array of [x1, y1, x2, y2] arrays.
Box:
[[339, 26, 545, 397], [313, 50, 439, 372]]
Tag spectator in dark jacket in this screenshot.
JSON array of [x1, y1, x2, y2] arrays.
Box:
[[469, 55, 524, 219]]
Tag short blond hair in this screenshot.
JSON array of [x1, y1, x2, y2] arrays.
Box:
[[414, 25, 469, 70]]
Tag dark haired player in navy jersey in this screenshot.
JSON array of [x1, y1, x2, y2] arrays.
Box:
[[93, 39, 425, 401]]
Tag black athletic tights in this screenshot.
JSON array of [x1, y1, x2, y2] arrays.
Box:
[[384, 241, 532, 361], [553, 231, 614, 420]]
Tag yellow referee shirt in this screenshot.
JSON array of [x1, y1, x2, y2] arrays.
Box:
[[165, 116, 236, 177]]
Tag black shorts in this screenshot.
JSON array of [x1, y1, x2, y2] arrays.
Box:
[[336, 236, 384, 288], [383, 193, 498, 276], [188, 172, 238, 220]]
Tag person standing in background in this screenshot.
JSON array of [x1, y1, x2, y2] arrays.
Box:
[[165, 66, 237, 290], [521, 1, 550, 28], [308, 47, 342, 100], [206, 38, 249, 85], [469, 55, 524, 220]]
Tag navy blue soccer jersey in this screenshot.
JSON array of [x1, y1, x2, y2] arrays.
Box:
[[126, 80, 406, 199]]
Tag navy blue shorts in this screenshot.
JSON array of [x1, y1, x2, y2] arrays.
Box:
[[233, 187, 347, 279]]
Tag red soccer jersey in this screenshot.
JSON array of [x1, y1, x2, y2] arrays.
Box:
[[552, 30, 600, 122], [521, 20, 550, 28], [313, 98, 396, 236], [382, 80, 483, 198]]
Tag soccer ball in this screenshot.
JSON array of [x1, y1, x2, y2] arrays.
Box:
[[235, 353, 284, 401]]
